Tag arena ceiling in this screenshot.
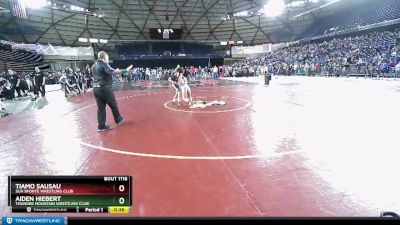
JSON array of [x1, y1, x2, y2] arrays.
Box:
[[0, 0, 348, 50]]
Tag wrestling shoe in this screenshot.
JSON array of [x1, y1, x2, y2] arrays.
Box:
[[116, 117, 124, 125], [98, 125, 112, 132]]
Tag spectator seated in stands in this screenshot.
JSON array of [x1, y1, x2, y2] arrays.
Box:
[[395, 61, 400, 78], [229, 29, 400, 77]]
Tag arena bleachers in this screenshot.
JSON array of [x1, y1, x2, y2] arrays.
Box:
[[298, 0, 400, 40], [115, 42, 215, 58], [183, 43, 213, 57], [117, 44, 149, 57], [228, 29, 400, 77], [0, 42, 50, 72], [152, 43, 181, 56]]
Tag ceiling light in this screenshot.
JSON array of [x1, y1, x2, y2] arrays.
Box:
[[78, 38, 88, 42], [261, 0, 285, 17], [21, 0, 47, 9], [89, 38, 98, 43], [290, 1, 305, 7]]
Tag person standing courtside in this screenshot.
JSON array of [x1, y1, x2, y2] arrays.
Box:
[[84, 65, 93, 90], [92, 51, 132, 131], [9, 69, 26, 98], [33, 67, 45, 100], [7, 69, 16, 99]]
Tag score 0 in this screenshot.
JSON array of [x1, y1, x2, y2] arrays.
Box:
[[116, 184, 127, 205], [118, 196, 125, 205], [118, 184, 125, 192]]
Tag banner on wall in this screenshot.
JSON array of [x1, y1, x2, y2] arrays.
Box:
[[11, 43, 94, 61]]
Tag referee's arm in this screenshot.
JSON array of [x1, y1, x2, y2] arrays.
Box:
[[104, 64, 115, 76]]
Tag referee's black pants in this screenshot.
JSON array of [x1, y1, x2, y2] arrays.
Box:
[[93, 87, 122, 128]]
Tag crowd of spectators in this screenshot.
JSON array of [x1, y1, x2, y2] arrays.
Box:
[[0, 63, 229, 102], [229, 30, 400, 77], [124, 65, 228, 82], [0, 65, 93, 100]]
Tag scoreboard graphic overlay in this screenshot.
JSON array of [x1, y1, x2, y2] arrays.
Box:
[[8, 176, 132, 213]]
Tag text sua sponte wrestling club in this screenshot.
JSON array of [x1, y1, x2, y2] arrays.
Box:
[[15, 183, 74, 194], [13, 184, 89, 206]]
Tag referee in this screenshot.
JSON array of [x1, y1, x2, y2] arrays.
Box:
[[92, 51, 131, 131]]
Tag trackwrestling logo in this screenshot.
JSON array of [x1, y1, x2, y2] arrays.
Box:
[[2, 217, 64, 225]]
